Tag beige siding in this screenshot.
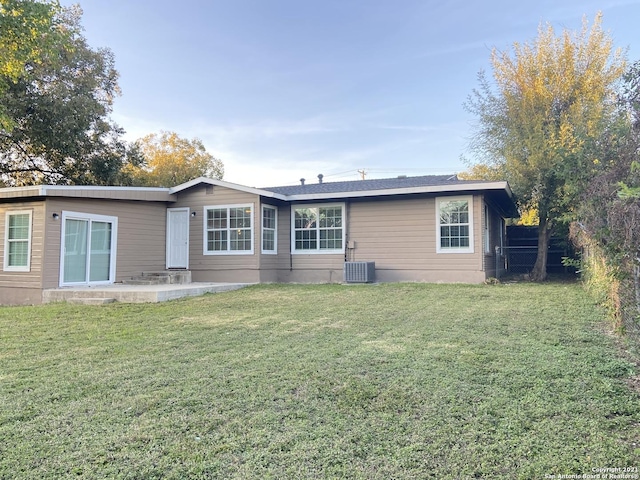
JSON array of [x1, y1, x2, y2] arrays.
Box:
[[255, 194, 490, 284], [43, 198, 167, 288], [263, 203, 306, 282], [0, 287, 43, 305], [258, 203, 284, 282], [0, 202, 46, 299], [347, 195, 486, 283], [275, 204, 292, 273], [173, 186, 261, 282], [274, 204, 344, 283], [287, 254, 345, 282], [0, 184, 513, 302]]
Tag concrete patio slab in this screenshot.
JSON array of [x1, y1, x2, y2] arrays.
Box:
[[42, 282, 253, 304]]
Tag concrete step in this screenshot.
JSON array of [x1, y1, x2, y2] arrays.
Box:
[[125, 277, 170, 285], [123, 270, 192, 285]]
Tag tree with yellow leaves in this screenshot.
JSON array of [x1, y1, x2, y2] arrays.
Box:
[[465, 13, 626, 281], [457, 163, 504, 182], [124, 131, 224, 187]]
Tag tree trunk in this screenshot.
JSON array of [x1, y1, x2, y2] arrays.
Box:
[[531, 217, 550, 281]]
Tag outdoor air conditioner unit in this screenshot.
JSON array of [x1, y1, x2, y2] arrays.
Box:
[[344, 261, 375, 283]]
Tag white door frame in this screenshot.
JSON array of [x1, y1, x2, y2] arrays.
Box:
[[166, 207, 190, 269], [59, 211, 118, 286]]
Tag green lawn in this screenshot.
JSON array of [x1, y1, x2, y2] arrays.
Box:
[[1, 283, 638, 479]]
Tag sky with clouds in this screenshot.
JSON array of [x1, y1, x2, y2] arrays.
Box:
[[61, 0, 640, 188]]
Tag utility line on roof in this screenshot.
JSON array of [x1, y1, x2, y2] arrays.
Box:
[[322, 170, 359, 178], [324, 167, 456, 178], [293, 167, 458, 185]]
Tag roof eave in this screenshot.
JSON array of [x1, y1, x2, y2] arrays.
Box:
[[0, 185, 174, 202], [40, 185, 170, 193]]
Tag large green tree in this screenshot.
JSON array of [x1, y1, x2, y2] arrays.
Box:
[[0, 2, 135, 186], [0, 0, 64, 129], [465, 13, 626, 280], [123, 131, 224, 187]]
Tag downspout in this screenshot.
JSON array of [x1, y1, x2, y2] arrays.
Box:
[[257, 200, 261, 275], [345, 200, 351, 262]]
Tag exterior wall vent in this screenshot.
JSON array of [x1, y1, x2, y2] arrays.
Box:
[[344, 261, 375, 283]]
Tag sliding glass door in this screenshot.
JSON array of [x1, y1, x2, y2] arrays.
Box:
[[63, 218, 88, 283], [89, 221, 112, 282], [60, 212, 117, 286]]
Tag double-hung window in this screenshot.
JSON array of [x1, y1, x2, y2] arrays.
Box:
[[4, 210, 33, 272], [292, 204, 344, 253], [436, 196, 474, 253], [262, 205, 277, 254], [204, 204, 253, 254]]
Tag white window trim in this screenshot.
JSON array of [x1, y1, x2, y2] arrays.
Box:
[[261, 205, 278, 255], [203, 203, 254, 255], [291, 203, 346, 255], [4, 210, 33, 272], [436, 195, 474, 254], [59, 211, 118, 286]]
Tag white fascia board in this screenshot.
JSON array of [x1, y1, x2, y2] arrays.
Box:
[[0, 179, 513, 203], [40, 185, 171, 194], [0, 185, 46, 197], [284, 182, 513, 201], [168, 176, 210, 192], [0, 184, 174, 201], [170, 176, 288, 200]]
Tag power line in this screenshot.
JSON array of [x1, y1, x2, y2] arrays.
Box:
[[300, 166, 462, 184], [322, 170, 359, 178]]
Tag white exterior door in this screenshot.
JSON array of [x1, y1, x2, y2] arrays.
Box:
[[166, 208, 190, 269]]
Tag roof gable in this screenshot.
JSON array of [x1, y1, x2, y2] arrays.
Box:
[[169, 177, 286, 200]]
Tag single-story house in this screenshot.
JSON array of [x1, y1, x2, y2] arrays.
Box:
[[0, 174, 518, 305]]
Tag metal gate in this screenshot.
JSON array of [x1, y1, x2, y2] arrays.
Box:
[[495, 226, 572, 279]]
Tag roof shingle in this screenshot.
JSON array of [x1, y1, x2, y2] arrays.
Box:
[[262, 174, 475, 195]]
